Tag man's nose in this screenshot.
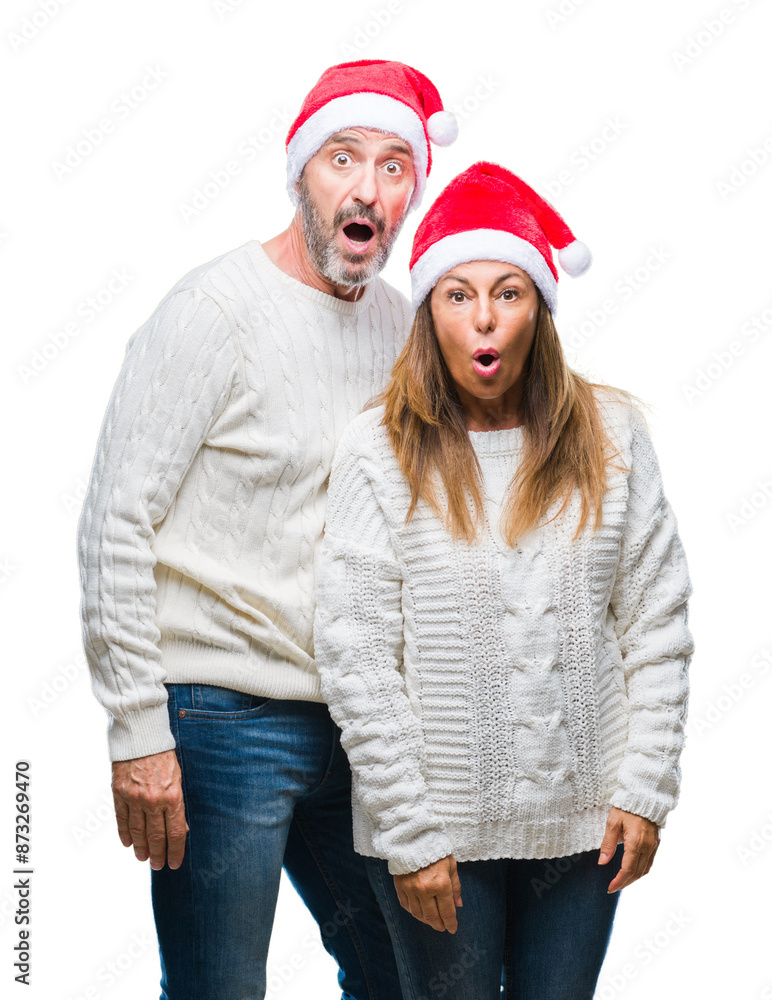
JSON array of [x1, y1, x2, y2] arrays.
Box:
[[350, 163, 379, 207]]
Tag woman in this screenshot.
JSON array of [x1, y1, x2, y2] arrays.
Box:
[[312, 161, 694, 999]]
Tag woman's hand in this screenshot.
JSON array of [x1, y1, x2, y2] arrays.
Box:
[[393, 854, 463, 933], [599, 807, 661, 893]]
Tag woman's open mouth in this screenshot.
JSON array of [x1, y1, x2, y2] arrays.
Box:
[[473, 348, 500, 377], [341, 220, 376, 254]]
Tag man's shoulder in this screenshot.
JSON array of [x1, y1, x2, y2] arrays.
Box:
[[164, 239, 257, 300], [334, 405, 390, 465], [371, 276, 412, 324], [123, 242, 257, 354]]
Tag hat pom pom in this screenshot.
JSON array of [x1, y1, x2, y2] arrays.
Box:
[[558, 240, 592, 277], [427, 110, 458, 147]]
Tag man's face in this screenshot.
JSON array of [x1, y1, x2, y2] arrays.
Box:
[[296, 128, 415, 286]]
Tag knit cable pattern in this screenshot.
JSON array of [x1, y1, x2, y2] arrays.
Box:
[[312, 398, 694, 872], [77, 240, 411, 761]]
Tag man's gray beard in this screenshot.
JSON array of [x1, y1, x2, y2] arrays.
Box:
[[297, 173, 407, 287]]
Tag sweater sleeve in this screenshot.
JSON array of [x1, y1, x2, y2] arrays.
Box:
[[313, 430, 456, 875], [607, 407, 695, 827], [76, 286, 240, 762]]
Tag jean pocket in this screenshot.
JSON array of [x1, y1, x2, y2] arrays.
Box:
[[178, 683, 275, 721]]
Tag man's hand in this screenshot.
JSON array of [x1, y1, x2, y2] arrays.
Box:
[[599, 806, 660, 893], [111, 749, 188, 870], [393, 854, 462, 933]]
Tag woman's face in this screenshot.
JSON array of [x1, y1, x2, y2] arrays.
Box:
[[429, 260, 539, 427]]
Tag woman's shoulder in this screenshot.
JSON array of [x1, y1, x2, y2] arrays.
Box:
[[592, 384, 650, 448], [332, 404, 394, 469]]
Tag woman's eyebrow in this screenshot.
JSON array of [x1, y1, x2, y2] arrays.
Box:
[[439, 271, 525, 286]]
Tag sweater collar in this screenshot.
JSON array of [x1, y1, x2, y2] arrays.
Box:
[[247, 240, 376, 315], [468, 424, 524, 456]]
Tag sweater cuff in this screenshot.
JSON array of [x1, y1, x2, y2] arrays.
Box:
[[107, 703, 177, 762], [608, 788, 673, 828], [385, 831, 456, 876]]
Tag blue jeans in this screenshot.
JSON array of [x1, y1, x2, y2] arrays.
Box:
[[364, 842, 625, 1000], [150, 683, 404, 1000]]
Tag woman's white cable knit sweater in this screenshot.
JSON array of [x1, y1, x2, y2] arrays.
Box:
[[312, 396, 695, 875]]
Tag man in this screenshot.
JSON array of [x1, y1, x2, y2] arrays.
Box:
[[76, 59, 457, 1000]]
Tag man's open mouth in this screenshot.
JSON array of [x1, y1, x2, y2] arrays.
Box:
[[343, 222, 374, 243]]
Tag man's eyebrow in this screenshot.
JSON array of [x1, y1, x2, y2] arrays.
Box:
[[325, 132, 412, 156], [326, 131, 363, 146], [439, 270, 526, 287], [382, 140, 412, 156]]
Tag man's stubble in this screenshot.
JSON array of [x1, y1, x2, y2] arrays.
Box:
[[296, 171, 411, 288]]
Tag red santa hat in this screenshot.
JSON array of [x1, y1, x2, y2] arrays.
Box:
[[410, 161, 592, 315], [285, 59, 457, 212]]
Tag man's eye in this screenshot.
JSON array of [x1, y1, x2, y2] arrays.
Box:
[[385, 162, 401, 175], [334, 154, 350, 166]]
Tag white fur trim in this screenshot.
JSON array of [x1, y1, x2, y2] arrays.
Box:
[[427, 110, 458, 147], [286, 93, 429, 211], [410, 229, 559, 315], [558, 239, 592, 276]]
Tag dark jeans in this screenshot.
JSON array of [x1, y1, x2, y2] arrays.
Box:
[[364, 841, 625, 1000], [150, 683, 404, 1000]]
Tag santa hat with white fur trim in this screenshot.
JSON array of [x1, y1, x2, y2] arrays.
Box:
[[410, 161, 592, 314], [285, 59, 458, 212]]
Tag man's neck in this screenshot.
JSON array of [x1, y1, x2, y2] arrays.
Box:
[[261, 217, 366, 302]]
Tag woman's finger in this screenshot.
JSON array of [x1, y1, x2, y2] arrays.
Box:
[[450, 857, 463, 906], [433, 881, 459, 933], [642, 841, 658, 876], [412, 888, 447, 933], [608, 834, 656, 892]]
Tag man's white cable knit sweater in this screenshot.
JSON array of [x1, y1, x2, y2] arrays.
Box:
[[312, 396, 695, 875], [77, 239, 411, 761]]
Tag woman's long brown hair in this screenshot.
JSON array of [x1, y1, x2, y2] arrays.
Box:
[[365, 291, 641, 546]]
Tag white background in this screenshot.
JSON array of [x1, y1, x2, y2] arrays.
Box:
[[2, 0, 771, 996]]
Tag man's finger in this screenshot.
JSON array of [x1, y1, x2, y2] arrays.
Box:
[[145, 803, 169, 870], [127, 802, 150, 862], [164, 795, 189, 869], [113, 795, 133, 849]]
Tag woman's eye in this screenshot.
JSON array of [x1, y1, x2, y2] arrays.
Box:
[[450, 292, 465, 303], [501, 289, 519, 300]]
